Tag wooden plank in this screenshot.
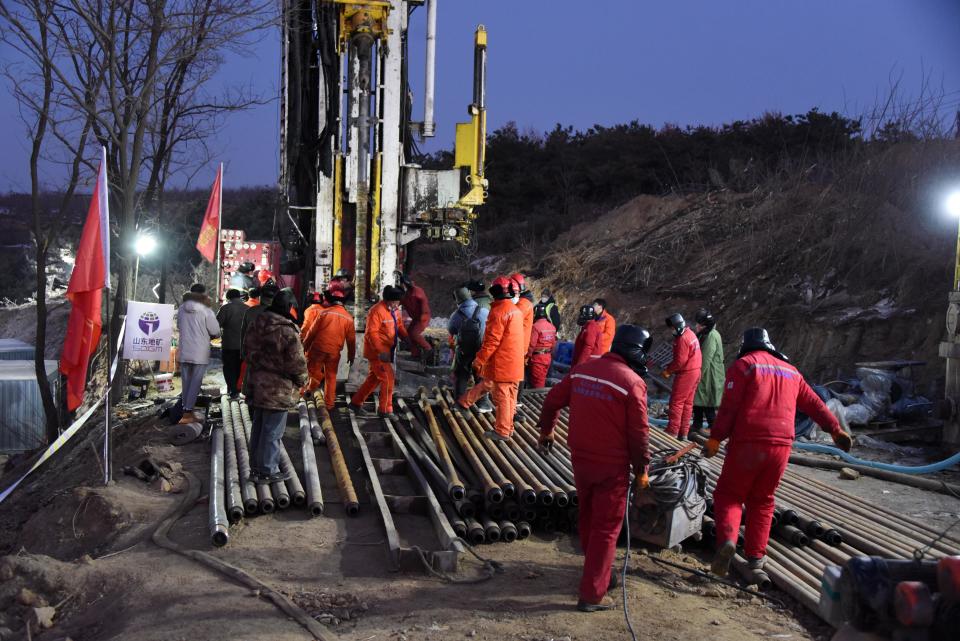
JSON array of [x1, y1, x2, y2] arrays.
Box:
[[372, 457, 407, 475]]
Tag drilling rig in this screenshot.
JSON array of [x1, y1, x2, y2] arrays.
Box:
[[279, 0, 487, 320]]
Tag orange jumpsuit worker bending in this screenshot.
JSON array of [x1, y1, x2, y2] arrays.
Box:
[[349, 286, 407, 420], [457, 276, 525, 440], [301, 282, 356, 409]]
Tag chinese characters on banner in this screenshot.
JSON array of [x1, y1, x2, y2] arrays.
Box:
[[122, 301, 174, 361]]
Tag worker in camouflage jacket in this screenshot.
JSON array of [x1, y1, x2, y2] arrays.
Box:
[[242, 289, 308, 483]]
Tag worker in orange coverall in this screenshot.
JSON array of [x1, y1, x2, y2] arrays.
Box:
[[398, 272, 432, 359], [457, 276, 525, 440], [527, 305, 557, 388], [593, 298, 616, 354], [300, 281, 356, 409], [536, 324, 653, 612], [572, 305, 604, 366], [704, 328, 852, 577], [662, 313, 702, 440], [349, 286, 407, 420]]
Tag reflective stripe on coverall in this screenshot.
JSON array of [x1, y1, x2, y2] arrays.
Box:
[[527, 317, 557, 388], [665, 326, 702, 438]]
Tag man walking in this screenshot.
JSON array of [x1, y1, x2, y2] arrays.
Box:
[[705, 328, 852, 576], [536, 325, 653, 612], [662, 313, 701, 440], [177, 284, 220, 419], [457, 276, 525, 440], [398, 273, 432, 360], [216, 289, 247, 398], [350, 286, 407, 419], [301, 281, 356, 410]]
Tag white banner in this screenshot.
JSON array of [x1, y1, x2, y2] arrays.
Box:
[[123, 301, 174, 361]]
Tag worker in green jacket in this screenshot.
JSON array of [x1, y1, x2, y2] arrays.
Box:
[[692, 308, 724, 434]]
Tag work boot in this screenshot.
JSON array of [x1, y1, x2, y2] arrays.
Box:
[[747, 556, 766, 571], [349, 403, 377, 418], [475, 398, 494, 414], [483, 430, 509, 442], [576, 595, 616, 612], [711, 540, 737, 577], [256, 470, 291, 484], [378, 411, 399, 421]]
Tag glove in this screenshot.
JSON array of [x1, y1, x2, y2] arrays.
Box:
[[661, 369, 672, 379], [378, 352, 392, 363], [638, 470, 650, 490], [537, 431, 555, 455], [832, 430, 853, 452], [702, 438, 721, 458]]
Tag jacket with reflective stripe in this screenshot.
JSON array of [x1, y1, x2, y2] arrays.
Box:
[[362, 301, 407, 360], [475, 298, 525, 382], [666, 326, 702, 373], [301, 303, 356, 362], [538, 352, 650, 471], [711, 350, 841, 445]]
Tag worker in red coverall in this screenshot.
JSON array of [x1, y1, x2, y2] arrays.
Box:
[[457, 276, 525, 440], [662, 313, 702, 440], [300, 281, 356, 409], [704, 328, 852, 576], [592, 298, 616, 354], [572, 305, 604, 366], [398, 273, 432, 360], [536, 325, 653, 612], [349, 286, 408, 419], [527, 305, 558, 388]]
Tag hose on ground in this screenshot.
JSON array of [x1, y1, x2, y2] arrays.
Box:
[[793, 442, 960, 474]]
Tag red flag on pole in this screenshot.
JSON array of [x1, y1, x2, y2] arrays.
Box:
[[60, 147, 110, 412], [196, 165, 222, 262]]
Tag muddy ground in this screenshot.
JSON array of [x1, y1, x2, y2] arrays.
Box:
[[1, 364, 957, 641]]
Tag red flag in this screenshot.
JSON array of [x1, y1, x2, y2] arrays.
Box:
[[60, 147, 110, 412], [196, 164, 222, 262]]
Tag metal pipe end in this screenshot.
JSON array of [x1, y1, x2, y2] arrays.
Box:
[[468, 528, 485, 546], [310, 503, 325, 517], [450, 485, 466, 502], [540, 520, 556, 533], [228, 507, 244, 524], [537, 490, 554, 506], [502, 483, 516, 499], [520, 489, 538, 506], [456, 501, 476, 519], [487, 506, 505, 520], [486, 487, 504, 504], [211, 528, 229, 547], [345, 502, 360, 517], [292, 492, 306, 507], [506, 506, 521, 521], [781, 509, 799, 526], [554, 492, 569, 508], [500, 523, 518, 543], [453, 523, 467, 538], [276, 496, 291, 509], [822, 529, 843, 546], [517, 521, 532, 540], [244, 500, 259, 515], [484, 526, 501, 543], [522, 509, 537, 522], [569, 493, 579, 507], [259, 499, 275, 514]]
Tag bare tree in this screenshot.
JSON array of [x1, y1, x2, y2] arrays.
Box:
[[1, 0, 274, 409]]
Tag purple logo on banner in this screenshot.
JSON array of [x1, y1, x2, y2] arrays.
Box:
[[138, 311, 160, 335]]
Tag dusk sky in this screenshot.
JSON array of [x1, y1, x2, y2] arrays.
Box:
[[1, 0, 959, 190]]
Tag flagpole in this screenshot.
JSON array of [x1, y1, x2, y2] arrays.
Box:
[[103, 282, 111, 484], [215, 163, 223, 300]]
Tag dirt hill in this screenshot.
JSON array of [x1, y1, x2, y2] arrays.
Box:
[[414, 140, 960, 390]]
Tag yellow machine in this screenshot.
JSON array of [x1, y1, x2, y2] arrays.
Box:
[[279, 0, 488, 312]]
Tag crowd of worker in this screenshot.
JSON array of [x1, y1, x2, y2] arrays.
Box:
[[174, 265, 855, 613]]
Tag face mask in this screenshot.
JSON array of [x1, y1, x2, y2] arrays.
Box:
[[511, 296, 520, 304]]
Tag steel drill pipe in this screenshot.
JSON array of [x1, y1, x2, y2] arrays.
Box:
[[281, 435, 306, 506], [441, 499, 467, 539], [299, 401, 325, 517], [323, 405, 360, 516], [229, 400, 259, 514], [404, 399, 484, 496], [209, 427, 230, 547], [429, 394, 502, 504], [504, 501, 521, 522], [486, 501, 505, 520], [500, 520, 519, 543], [441, 390, 537, 502], [434, 389, 515, 499], [513, 418, 578, 490], [305, 399, 326, 444], [471, 409, 556, 505], [465, 516, 486, 545], [481, 516, 502, 543], [220, 398, 245, 524], [417, 389, 466, 501], [271, 480, 291, 509], [774, 524, 809, 547], [820, 529, 843, 547], [733, 554, 772, 590], [504, 417, 576, 503], [237, 401, 279, 514], [394, 414, 468, 515], [455, 498, 476, 519], [517, 521, 532, 540], [795, 514, 826, 539]]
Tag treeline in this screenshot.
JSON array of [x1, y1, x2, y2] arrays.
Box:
[[424, 109, 878, 251]]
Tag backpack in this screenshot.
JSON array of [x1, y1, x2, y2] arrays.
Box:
[[457, 304, 483, 357]]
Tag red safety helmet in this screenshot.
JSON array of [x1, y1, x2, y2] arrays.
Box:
[[490, 275, 516, 300], [325, 280, 347, 300], [257, 269, 275, 286], [510, 272, 526, 292]]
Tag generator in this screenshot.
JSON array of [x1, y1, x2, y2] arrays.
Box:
[[629, 447, 708, 549]]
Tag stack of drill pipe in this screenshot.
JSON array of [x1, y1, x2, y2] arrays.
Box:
[[228, 399, 259, 514], [209, 426, 230, 547], [517, 389, 960, 618], [220, 396, 245, 524], [298, 401, 325, 516], [318, 403, 359, 515], [277, 441, 306, 507], [305, 398, 326, 444], [237, 401, 276, 513]]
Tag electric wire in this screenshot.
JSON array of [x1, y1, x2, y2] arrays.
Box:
[[622, 483, 639, 641]]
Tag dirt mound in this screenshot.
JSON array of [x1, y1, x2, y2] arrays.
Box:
[[20, 486, 134, 560]]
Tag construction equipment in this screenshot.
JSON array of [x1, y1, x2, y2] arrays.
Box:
[[628, 444, 707, 549], [280, 1, 488, 319]]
